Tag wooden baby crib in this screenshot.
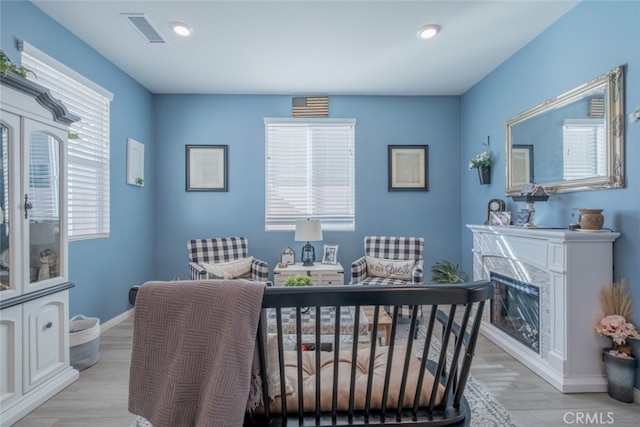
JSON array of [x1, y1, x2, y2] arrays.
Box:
[[245, 281, 493, 427]]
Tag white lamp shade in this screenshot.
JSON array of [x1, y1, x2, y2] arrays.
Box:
[[294, 219, 323, 242]]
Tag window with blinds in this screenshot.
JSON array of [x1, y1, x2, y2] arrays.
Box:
[[562, 119, 606, 181], [265, 118, 355, 232], [20, 41, 113, 240]]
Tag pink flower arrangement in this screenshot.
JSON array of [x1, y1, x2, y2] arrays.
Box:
[[595, 314, 640, 358]]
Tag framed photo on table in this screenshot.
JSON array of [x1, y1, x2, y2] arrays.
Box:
[[322, 244, 338, 265], [186, 145, 228, 191], [388, 145, 429, 191]]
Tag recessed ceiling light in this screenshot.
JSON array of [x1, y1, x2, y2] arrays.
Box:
[[417, 24, 440, 40], [170, 21, 193, 37]]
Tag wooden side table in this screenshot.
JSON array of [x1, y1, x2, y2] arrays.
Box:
[[362, 306, 392, 346], [273, 262, 344, 286]]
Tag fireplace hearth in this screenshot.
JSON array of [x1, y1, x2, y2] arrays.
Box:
[[490, 272, 540, 353]]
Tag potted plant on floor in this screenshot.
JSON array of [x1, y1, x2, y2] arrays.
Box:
[[430, 260, 468, 284], [595, 279, 639, 402]]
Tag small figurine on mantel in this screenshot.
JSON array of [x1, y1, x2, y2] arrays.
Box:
[[38, 249, 57, 281]]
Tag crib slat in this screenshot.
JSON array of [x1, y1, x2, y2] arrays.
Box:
[[331, 306, 341, 421], [378, 305, 400, 421], [413, 304, 438, 417], [454, 300, 485, 407], [347, 306, 361, 421], [275, 307, 287, 418], [295, 307, 304, 423], [395, 304, 419, 421]]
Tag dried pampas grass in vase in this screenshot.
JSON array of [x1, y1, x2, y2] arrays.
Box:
[[598, 279, 633, 319]]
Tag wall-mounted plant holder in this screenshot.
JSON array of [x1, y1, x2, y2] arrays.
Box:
[[478, 166, 491, 185]]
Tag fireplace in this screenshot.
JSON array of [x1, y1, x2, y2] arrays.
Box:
[[490, 272, 540, 353]]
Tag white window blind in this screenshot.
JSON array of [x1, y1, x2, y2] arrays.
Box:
[[28, 133, 60, 221], [562, 119, 606, 180], [20, 41, 112, 240], [265, 118, 355, 231]]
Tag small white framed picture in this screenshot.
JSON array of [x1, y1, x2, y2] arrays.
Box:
[[489, 211, 511, 226], [321, 244, 338, 265]]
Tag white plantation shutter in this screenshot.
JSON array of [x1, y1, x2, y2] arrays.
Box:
[[265, 118, 355, 231], [562, 119, 606, 180], [20, 41, 112, 240]]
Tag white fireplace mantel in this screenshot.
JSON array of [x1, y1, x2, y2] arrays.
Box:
[[467, 224, 620, 393]]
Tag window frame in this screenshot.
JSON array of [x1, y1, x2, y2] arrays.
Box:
[[20, 41, 113, 241], [264, 117, 356, 232]]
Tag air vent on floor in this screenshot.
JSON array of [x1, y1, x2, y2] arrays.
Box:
[[122, 13, 165, 44], [292, 97, 329, 117]]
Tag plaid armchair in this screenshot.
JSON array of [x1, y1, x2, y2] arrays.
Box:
[[351, 236, 425, 318], [351, 236, 425, 285], [187, 237, 269, 282]]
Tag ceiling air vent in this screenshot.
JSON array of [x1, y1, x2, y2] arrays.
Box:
[[122, 13, 165, 44], [292, 97, 329, 117]]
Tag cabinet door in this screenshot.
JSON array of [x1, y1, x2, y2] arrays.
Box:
[[0, 112, 22, 301], [23, 292, 68, 392], [22, 119, 68, 294], [0, 305, 23, 408]]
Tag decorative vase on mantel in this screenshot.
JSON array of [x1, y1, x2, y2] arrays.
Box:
[[478, 166, 491, 185], [602, 348, 637, 403]]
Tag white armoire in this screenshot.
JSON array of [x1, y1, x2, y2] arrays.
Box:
[[0, 71, 79, 426]]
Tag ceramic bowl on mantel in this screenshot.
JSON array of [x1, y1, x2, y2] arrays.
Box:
[[578, 209, 604, 231]]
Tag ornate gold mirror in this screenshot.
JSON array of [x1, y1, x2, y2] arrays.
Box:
[[505, 65, 624, 195]]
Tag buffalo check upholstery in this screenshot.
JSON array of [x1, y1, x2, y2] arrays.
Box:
[[187, 237, 269, 281], [350, 236, 425, 317]]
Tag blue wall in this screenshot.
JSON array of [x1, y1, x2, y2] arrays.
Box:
[[153, 95, 463, 282], [3, 1, 640, 388], [1, 0, 156, 323], [461, 0, 640, 384]]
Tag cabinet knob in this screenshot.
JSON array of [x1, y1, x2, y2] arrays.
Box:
[[45, 321, 53, 329]]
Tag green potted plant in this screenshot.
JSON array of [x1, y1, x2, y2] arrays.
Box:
[[0, 50, 33, 78], [468, 141, 491, 185], [283, 274, 313, 287], [430, 260, 468, 284]]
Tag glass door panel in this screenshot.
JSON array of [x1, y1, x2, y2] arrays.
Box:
[[0, 123, 10, 292], [27, 131, 61, 284]]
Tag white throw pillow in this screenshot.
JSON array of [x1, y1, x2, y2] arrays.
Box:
[[365, 256, 415, 280], [199, 256, 253, 279]]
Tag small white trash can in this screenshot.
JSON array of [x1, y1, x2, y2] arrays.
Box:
[[69, 314, 101, 371]]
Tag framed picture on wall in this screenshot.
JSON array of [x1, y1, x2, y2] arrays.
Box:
[[388, 145, 429, 191], [186, 145, 228, 191]]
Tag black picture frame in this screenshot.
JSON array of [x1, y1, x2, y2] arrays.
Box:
[[388, 145, 429, 191], [514, 209, 532, 226], [186, 145, 228, 191]]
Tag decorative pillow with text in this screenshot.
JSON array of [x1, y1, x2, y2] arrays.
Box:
[[365, 256, 415, 280], [200, 256, 253, 279]]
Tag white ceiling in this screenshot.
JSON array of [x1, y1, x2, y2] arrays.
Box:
[[32, 0, 580, 95]]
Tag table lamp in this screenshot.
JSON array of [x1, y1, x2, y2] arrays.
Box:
[[511, 185, 550, 227], [294, 219, 323, 266]]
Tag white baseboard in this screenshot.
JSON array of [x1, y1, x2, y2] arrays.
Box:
[[635, 387, 640, 404], [100, 308, 134, 332]]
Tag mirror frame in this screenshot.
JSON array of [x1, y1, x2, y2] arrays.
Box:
[[505, 65, 625, 195]]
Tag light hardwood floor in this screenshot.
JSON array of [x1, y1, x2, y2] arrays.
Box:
[[13, 315, 640, 427]]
